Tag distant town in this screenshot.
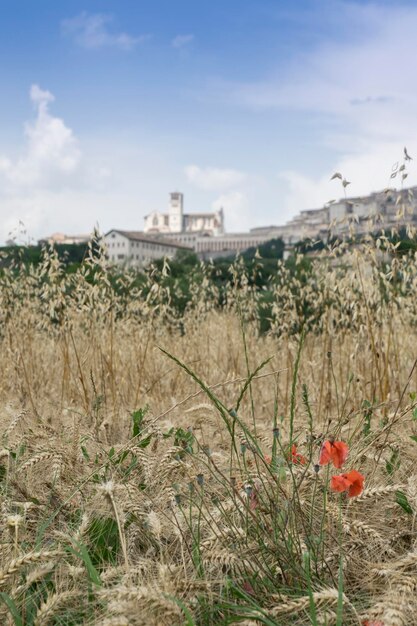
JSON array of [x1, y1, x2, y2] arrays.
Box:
[[39, 186, 417, 267]]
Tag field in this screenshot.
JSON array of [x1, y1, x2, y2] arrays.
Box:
[[1, 235, 417, 625]]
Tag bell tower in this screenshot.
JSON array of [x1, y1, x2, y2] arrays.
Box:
[[169, 192, 183, 233]]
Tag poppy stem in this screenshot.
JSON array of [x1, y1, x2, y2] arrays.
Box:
[[336, 494, 344, 626], [289, 329, 305, 447]]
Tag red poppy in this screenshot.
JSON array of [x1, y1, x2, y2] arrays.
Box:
[[330, 474, 351, 493], [319, 440, 349, 468], [362, 621, 384, 626], [289, 444, 307, 465], [331, 469, 364, 497]]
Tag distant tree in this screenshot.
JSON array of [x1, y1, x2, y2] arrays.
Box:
[[241, 237, 285, 260]]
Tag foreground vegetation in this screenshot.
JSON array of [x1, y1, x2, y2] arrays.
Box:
[[1, 230, 417, 625]]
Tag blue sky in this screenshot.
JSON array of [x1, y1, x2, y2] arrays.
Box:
[[1, 0, 416, 242]]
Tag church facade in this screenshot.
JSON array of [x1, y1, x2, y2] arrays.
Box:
[[144, 192, 224, 236]]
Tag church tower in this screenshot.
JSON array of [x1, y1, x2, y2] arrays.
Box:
[[214, 206, 224, 235], [169, 192, 184, 233]]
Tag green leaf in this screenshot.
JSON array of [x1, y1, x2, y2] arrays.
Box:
[[138, 434, 152, 449], [413, 407, 417, 421], [303, 552, 318, 626], [86, 517, 120, 567], [131, 406, 148, 439], [0, 593, 23, 626], [118, 450, 129, 463], [410, 436, 417, 443], [173, 427, 195, 453], [123, 455, 138, 477], [67, 540, 102, 586], [362, 399, 373, 437], [386, 448, 400, 475], [396, 490, 413, 515]]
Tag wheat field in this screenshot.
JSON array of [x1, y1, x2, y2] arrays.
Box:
[[1, 235, 417, 625]]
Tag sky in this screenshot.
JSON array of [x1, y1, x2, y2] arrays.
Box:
[[1, 0, 417, 243]]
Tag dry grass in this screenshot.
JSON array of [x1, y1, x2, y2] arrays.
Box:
[[1, 233, 417, 624]]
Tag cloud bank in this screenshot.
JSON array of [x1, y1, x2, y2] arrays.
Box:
[[211, 2, 417, 216]]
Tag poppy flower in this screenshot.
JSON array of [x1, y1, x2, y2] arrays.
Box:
[[319, 439, 349, 468], [330, 474, 351, 493], [331, 469, 364, 497], [290, 444, 307, 465], [362, 621, 384, 626]]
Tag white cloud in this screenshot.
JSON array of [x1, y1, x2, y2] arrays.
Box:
[[209, 3, 417, 216], [185, 165, 246, 191], [0, 84, 81, 188], [0, 85, 87, 242], [221, 3, 415, 125], [61, 12, 149, 51], [212, 191, 251, 231], [172, 34, 194, 49], [30, 85, 54, 107], [0, 85, 190, 244]]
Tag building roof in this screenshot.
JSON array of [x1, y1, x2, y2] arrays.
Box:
[[105, 230, 192, 249], [250, 225, 281, 232]]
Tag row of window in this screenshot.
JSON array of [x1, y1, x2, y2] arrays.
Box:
[[197, 239, 264, 251], [131, 241, 172, 252], [108, 237, 265, 255], [107, 238, 176, 253], [110, 253, 172, 262], [111, 254, 147, 261]]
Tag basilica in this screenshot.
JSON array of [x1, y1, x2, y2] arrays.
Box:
[[144, 192, 224, 236]]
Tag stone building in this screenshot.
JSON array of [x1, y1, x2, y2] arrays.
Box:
[[155, 229, 283, 259], [40, 185, 417, 269], [104, 230, 191, 267], [327, 187, 417, 235], [144, 192, 224, 236], [194, 232, 278, 258], [39, 232, 91, 245]]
